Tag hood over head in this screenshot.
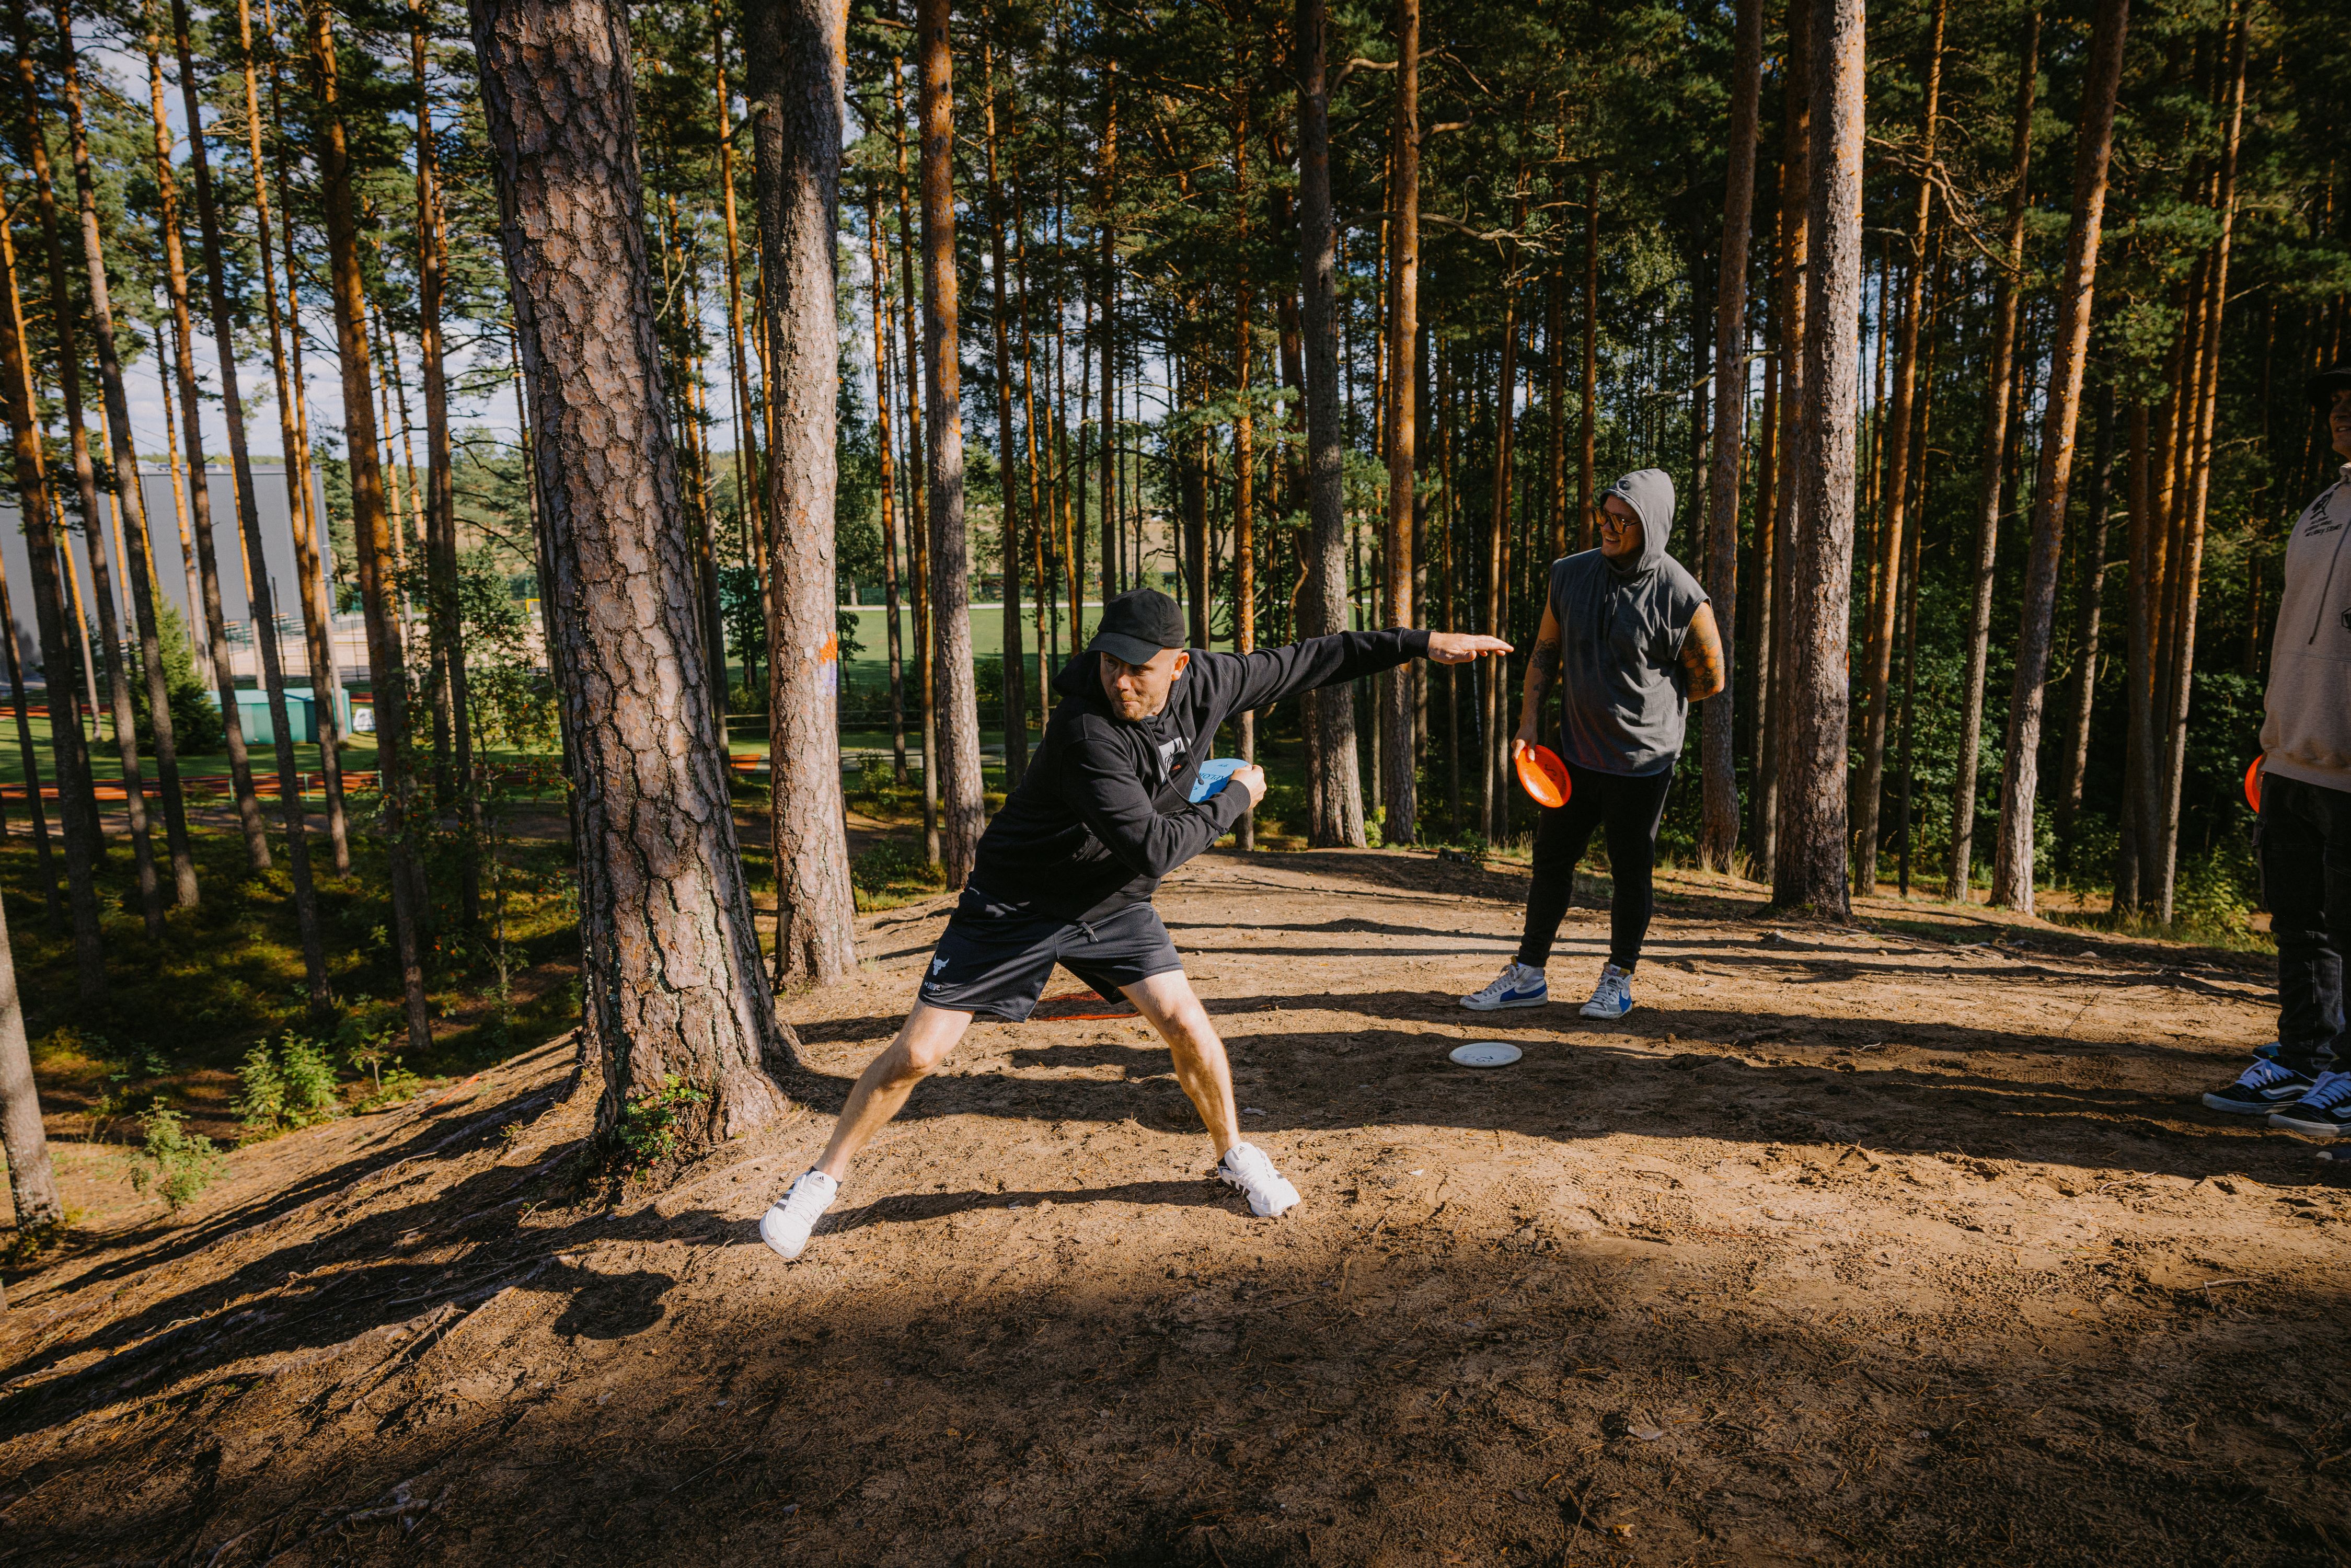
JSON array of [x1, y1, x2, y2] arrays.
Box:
[[1600, 468, 1676, 574]]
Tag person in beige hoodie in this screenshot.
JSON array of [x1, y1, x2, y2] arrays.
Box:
[[2203, 367, 2351, 1137]]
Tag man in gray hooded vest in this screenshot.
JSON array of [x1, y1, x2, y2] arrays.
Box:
[[1460, 469, 1724, 1019]]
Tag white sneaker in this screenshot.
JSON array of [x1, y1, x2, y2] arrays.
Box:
[[1461, 961, 1548, 1011], [1215, 1142, 1300, 1218], [758, 1169, 839, 1260], [1580, 963, 1634, 1019]]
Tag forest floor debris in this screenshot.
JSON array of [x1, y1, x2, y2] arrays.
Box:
[[3, 847, 2345, 1565]]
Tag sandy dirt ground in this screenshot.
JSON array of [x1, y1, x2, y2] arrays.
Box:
[[2, 847, 2346, 1566]]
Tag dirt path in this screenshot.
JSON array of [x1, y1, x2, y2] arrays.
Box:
[[2, 848, 2344, 1565]]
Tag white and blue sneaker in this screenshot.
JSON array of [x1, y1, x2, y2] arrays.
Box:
[[2269, 1070, 2351, 1140], [2202, 1056, 2314, 1115], [1578, 963, 1634, 1019], [1461, 962, 1548, 1012], [759, 1169, 839, 1260]]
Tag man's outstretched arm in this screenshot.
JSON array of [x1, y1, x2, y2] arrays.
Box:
[[1215, 628, 1514, 716]]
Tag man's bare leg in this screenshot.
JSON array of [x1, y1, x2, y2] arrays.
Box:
[[1120, 969, 1241, 1156], [1121, 969, 1298, 1216], [762, 1001, 975, 1259], [813, 1001, 977, 1180]]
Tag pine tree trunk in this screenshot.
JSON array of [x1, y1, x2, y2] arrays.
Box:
[[15, 7, 163, 942], [1699, 0, 1764, 874], [2154, 16, 2246, 923], [148, 10, 268, 875], [0, 202, 100, 990], [306, 0, 432, 1050], [1232, 69, 1259, 854], [2054, 382, 2116, 851], [1097, 69, 1120, 603], [412, 0, 479, 926], [1295, 0, 1364, 848], [471, 0, 798, 1129], [173, 0, 328, 1006], [56, 2, 195, 910], [1770, 0, 1863, 919], [891, 61, 940, 866], [1754, 0, 1811, 886], [866, 175, 910, 787], [262, 0, 350, 878], [1852, 0, 1944, 894], [1987, 0, 2129, 914], [0, 551, 58, 924], [980, 19, 1027, 786], [2114, 398, 2152, 913], [1947, 5, 2037, 902], [0, 882, 60, 1234], [744, 0, 858, 986], [1577, 177, 1599, 551], [1382, 0, 1421, 845], [916, 0, 986, 885]]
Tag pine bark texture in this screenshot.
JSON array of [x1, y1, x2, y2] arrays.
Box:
[[1988, 0, 2129, 914], [0, 884, 60, 1234], [917, 0, 986, 886], [1698, 0, 1763, 873], [1380, 0, 1421, 845], [1754, 0, 1811, 884], [1948, 5, 2037, 902], [470, 0, 797, 1134], [744, 0, 858, 986], [1295, 0, 1365, 848], [1771, 0, 1864, 919], [1851, 0, 1944, 893]]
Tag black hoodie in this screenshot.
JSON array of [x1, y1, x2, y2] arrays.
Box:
[[967, 628, 1431, 920]]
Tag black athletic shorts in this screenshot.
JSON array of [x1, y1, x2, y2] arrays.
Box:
[[915, 885, 1183, 1021]]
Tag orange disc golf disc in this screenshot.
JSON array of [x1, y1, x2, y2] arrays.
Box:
[[1514, 743, 1572, 808], [2245, 754, 2263, 813]]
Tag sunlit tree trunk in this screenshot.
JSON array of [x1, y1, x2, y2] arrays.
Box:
[[1576, 176, 1598, 551], [2054, 383, 2116, 853], [0, 882, 60, 1239], [866, 174, 909, 787], [472, 0, 798, 1130], [147, 7, 268, 875], [1381, 0, 1421, 845], [412, 0, 479, 926], [14, 5, 162, 941], [1754, 0, 1811, 884], [981, 17, 1028, 786], [1988, 0, 2129, 914], [306, 0, 431, 1048], [261, 0, 350, 878], [1770, 0, 1863, 919], [1851, 0, 1943, 893], [56, 0, 195, 910], [2153, 12, 2245, 924], [0, 201, 100, 991], [173, 0, 327, 1006], [916, 0, 985, 884], [1699, 0, 1764, 874], [890, 58, 940, 866], [1947, 5, 2037, 902], [1296, 0, 1364, 847], [744, 0, 857, 986]]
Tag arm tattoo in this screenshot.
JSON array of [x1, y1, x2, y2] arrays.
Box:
[[1681, 613, 1726, 699], [1520, 636, 1562, 725]]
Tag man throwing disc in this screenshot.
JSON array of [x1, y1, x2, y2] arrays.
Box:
[[762, 588, 1511, 1259], [1460, 469, 1723, 1020]]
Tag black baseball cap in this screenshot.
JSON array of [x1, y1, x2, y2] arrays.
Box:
[[1087, 587, 1188, 665], [2306, 365, 2351, 405]]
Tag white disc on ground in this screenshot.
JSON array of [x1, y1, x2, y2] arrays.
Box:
[[1449, 1041, 1523, 1068]]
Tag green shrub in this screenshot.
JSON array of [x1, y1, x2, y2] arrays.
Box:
[[345, 1031, 427, 1112], [607, 1075, 708, 1184], [128, 1101, 226, 1215], [235, 1034, 345, 1134]]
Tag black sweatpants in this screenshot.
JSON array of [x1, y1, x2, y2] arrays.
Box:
[[2260, 772, 2351, 1074], [1515, 759, 1676, 973]]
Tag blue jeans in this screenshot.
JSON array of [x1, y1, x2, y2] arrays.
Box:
[[2258, 773, 2351, 1073]]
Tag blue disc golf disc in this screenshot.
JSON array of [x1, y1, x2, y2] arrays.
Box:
[[1189, 757, 1248, 803]]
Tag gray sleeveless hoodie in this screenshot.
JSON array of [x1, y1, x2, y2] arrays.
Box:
[[1547, 468, 1710, 776]]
